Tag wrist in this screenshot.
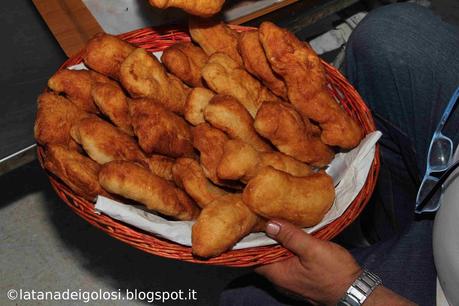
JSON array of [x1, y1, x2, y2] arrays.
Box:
[[337, 269, 382, 306]]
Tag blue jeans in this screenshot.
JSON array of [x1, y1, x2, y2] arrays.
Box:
[[219, 3, 459, 306], [345, 4, 459, 305]]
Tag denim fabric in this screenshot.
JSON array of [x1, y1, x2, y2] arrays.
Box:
[[345, 3, 459, 176], [343, 3, 459, 305], [219, 3, 459, 306]]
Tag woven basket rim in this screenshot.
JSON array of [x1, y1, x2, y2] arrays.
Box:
[[38, 25, 380, 267]]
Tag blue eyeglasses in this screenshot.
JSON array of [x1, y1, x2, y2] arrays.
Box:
[[414, 87, 459, 214], [415, 86, 459, 214]]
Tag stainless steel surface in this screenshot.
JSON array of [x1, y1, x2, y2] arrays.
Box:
[[0, 0, 66, 172], [0, 144, 37, 176]]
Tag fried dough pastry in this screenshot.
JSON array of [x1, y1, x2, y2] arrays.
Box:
[[259, 22, 363, 149], [83, 33, 135, 80], [243, 167, 335, 227], [161, 42, 208, 87], [201, 52, 281, 117], [192, 123, 233, 186], [309, 121, 322, 137], [203, 95, 272, 152], [184, 87, 215, 125], [129, 99, 193, 157], [147, 155, 175, 181], [91, 82, 133, 135], [149, 0, 225, 17], [192, 194, 259, 258], [238, 30, 287, 99], [189, 19, 243, 65], [34, 92, 92, 146], [48, 69, 100, 113], [99, 161, 199, 220], [172, 158, 227, 208], [120, 48, 189, 114], [218, 140, 313, 183], [88, 70, 120, 86], [44, 144, 108, 201], [70, 117, 146, 165], [191, 123, 228, 185], [254, 101, 334, 167]]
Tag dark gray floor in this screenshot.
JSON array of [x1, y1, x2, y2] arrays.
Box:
[[0, 161, 249, 306]]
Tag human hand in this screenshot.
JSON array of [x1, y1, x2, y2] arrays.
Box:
[[255, 220, 362, 306]]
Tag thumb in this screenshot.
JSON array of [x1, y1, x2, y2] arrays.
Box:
[[266, 219, 315, 257]]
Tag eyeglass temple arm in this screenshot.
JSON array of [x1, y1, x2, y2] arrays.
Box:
[[415, 160, 459, 213], [435, 87, 459, 133]]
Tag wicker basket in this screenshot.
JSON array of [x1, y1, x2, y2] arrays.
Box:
[[37, 25, 380, 267]]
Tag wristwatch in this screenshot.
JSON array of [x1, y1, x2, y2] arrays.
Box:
[[337, 269, 382, 306]]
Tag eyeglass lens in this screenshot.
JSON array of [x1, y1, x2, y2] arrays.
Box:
[[428, 135, 453, 171], [416, 176, 441, 213]]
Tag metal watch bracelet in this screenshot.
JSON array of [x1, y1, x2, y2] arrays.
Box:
[[337, 269, 382, 306]]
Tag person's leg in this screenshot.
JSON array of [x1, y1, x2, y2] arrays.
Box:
[[345, 2, 459, 176], [344, 3, 459, 305], [344, 2, 459, 241], [220, 4, 459, 306]]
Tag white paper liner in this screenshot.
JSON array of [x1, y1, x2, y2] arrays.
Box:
[[66, 59, 381, 250], [95, 132, 381, 249]]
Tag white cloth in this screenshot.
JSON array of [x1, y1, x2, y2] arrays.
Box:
[[95, 132, 382, 250], [433, 147, 459, 306], [309, 12, 367, 55]]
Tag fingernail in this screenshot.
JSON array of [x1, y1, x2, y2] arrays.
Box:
[[266, 221, 281, 237]]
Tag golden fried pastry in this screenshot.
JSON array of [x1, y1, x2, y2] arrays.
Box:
[[34, 92, 92, 146], [259, 22, 363, 149], [184, 87, 215, 125], [99, 161, 199, 220], [254, 101, 334, 167], [189, 19, 243, 65], [201, 52, 281, 117], [192, 194, 259, 258], [44, 144, 109, 201], [149, 0, 225, 17], [252, 218, 267, 233], [309, 121, 322, 137], [91, 82, 133, 135], [147, 155, 175, 181], [192, 123, 229, 185], [258, 152, 313, 177], [70, 117, 146, 165], [217, 140, 313, 183], [203, 95, 272, 152], [243, 167, 335, 227], [88, 70, 120, 86], [120, 48, 189, 114], [48, 69, 99, 113], [172, 158, 227, 208], [129, 99, 193, 157], [161, 42, 208, 87], [238, 30, 287, 99], [83, 33, 135, 80]]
